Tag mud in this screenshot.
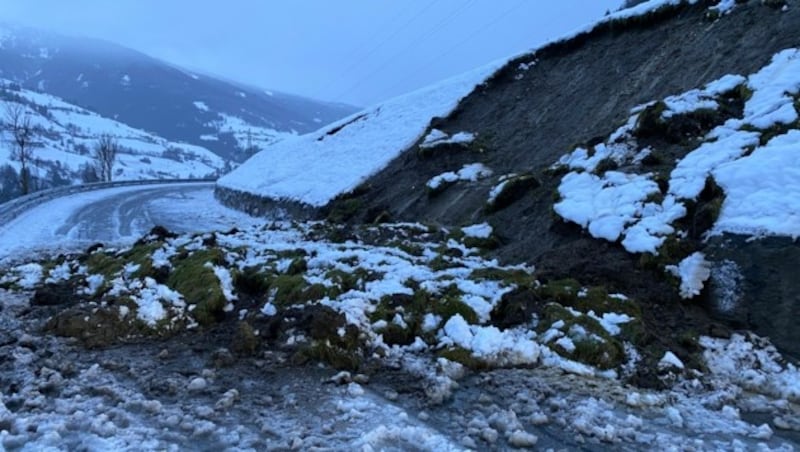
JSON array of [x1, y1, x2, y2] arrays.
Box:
[[327, 1, 800, 361]]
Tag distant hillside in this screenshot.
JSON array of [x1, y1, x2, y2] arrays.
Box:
[[0, 79, 225, 202], [0, 23, 358, 162]]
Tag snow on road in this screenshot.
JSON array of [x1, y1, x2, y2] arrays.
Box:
[[0, 183, 261, 265]]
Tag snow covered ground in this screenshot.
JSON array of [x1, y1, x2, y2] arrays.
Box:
[[0, 219, 798, 450], [216, 61, 506, 207]]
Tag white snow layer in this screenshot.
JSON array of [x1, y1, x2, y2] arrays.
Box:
[[666, 252, 711, 299], [419, 129, 476, 149], [426, 163, 493, 191], [216, 61, 505, 206], [556, 47, 800, 251]]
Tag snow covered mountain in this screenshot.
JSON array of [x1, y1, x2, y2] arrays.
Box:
[[0, 80, 226, 202], [0, 23, 358, 162]]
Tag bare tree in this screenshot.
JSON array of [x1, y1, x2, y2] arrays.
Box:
[[3, 103, 37, 195], [93, 134, 119, 182]]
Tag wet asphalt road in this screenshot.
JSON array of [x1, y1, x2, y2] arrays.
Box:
[[53, 183, 217, 242]]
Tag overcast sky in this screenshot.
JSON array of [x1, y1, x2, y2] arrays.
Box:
[[1, 1, 623, 107]]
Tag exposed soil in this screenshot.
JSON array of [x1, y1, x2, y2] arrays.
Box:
[[326, 1, 800, 359]]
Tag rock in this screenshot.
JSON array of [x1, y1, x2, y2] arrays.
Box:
[[353, 374, 370, 385], [773, 416, 800, 431], [150, 377, 180, 396], [211, 348, 235, 368], [215, 389, 240, 411], [508, 430, 539, 448], [481, 427, 499, 444], [706, 235, 800, 359], [187, 377, 207, 392], [461, 435, 478, 449], [328, 371, 352, 385], [142, 400, 162, 414], [157, 349, 169, 360]]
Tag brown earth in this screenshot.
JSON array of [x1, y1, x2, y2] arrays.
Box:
[[324, 1, 800, 360]]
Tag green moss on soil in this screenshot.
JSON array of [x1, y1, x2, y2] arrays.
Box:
[[233, 266, 271, 296], [267, 274, 309, 307], [633, 101, 668, 138], [438, 347, 490, 370], [286, 257, 308, 276], [469, 267, 535, 288], [231, 321, 259, 355], [538, 303, 625, 370], [593, 157, 619, 174], [427, 180, 456, 197], [298, 340, 362, 371], [327, 198, 364, 223], [167, 248, 226, 326], [485, 173, 541, 213], [84, 252, 125, 280]]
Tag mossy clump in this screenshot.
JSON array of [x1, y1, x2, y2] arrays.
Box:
[[434, 293, 479, 325], [462, 235, 501, 251], [538, 303, 626, 370], [369, 285, 477, 344], [633, 101, 668, 139], [571, 336, 626, 370], [593, 157, 619, 174], [639, 150, 665, 167], [299, 340, 362, 371], [638, 234, 696, 271], [469, 267, 535, 288], [167, 248, 227, 326], [327, 198, 364, 224], [45, 304, 150, 348], [286, 257, 308, 276], [426, 179, 456, 198], [233, 266, 271, 296], [82, 241, 165, 292], [83, 251, 125, 281], [290, 306, 365, 370], [231, 321, 259, 356], [378, 322, 416, 346], [395, 241, 425, 257], [268, 274, 309, 307], [485, 173, 541, 213], [438, 347, 490, 370], [325, 268, 379, 297], [540, 283, 641, 319]]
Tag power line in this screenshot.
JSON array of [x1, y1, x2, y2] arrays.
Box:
[[321, 1, 416, 95], [383, 0, 527, 98], [333, 0, 479, 103], [325, 0, 441, 97]]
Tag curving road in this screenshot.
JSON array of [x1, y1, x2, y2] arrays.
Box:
[[0, 183, 261, 263]]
